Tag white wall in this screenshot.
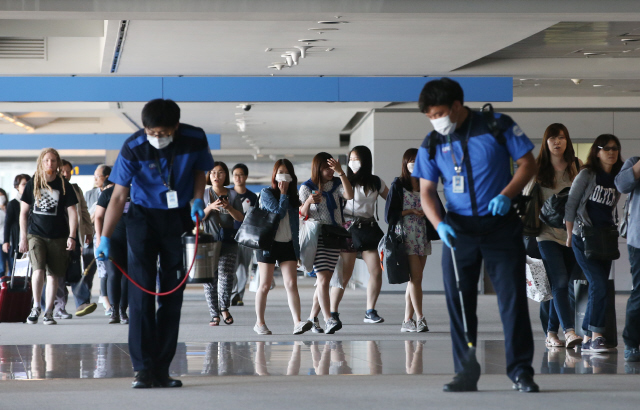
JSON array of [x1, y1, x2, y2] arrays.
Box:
[[353, 108, 640, 292]]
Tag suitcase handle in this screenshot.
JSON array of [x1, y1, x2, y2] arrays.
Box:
[[10, 251, 31, 290]]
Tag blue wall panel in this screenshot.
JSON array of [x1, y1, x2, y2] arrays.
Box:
[[163, 77, 340, 102], [0, 77, 163, 102]]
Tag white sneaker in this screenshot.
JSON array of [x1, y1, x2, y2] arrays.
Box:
[[293, 320, 313, 335], [27, 307, 41, 324], [401, 319, 417, 333], [53, 309, 73, 319], [254, 324, 272, 335]]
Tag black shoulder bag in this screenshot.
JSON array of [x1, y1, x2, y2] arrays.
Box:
[[539, 187, 571, 229], [581, 199, 620, 261], [234, 193, 280, 250]]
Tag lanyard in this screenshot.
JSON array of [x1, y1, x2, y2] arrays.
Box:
[[446, 115, 472, 175], [153, 148, 176, 190]]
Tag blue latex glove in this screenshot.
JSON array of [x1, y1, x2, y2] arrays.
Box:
[[95, 236, 111, 261], [487, 194, 511, 216], [191, 198, 205, 222], [437, 222, 457, 249]]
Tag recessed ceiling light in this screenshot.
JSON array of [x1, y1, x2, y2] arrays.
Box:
[[298, 39, 326, 42], [593, 84, 611, 87], [308, 28, 339, 31], [621, 38, 640, 42], [317, 21, 342, 24], [584, 52, 604, 56], [326, 48, 334, 52], [264, 48, 272, 52]]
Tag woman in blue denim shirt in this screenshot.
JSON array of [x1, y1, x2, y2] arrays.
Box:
[[254, 159, 313, 335]]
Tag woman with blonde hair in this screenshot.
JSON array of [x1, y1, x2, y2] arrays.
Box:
[[20, 148, 79, 325]]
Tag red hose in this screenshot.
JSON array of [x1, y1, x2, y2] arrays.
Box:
[[101, 215, 200, 297]]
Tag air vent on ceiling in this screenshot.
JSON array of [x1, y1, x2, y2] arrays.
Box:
[[0, 37, 46, 59]]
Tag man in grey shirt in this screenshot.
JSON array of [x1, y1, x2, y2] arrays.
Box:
[[614, 156, 640, 363]]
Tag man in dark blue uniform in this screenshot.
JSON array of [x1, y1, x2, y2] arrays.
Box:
[[95, 99, 214, 388], [414, 78, 539, 393]]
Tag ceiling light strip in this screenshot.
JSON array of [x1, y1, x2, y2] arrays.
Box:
[[110, 20, 130, 74], [0, 112, 35, 132]]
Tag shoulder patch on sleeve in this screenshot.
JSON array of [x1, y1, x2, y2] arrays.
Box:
[[512, 124, 524, 137]]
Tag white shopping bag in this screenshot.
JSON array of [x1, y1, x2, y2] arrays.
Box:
[[525, 256, 552, 302], [12, 253, 31, 277], [299, 217, 320, 273], [330, 255, 344, 289]]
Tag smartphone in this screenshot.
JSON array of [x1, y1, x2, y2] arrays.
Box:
[[219, 195, 229, 201], [311, 190, 318, 195]]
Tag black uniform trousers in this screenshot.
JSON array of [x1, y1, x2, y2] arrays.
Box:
[[442, 211, 534, 382], [126, 203, 193, 374]]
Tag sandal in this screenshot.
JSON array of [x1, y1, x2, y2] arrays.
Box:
[[210, 317, 220, 326], [545, 333, 563, 347], [565, 332, 583, 349], [221, 310, 234, 325]]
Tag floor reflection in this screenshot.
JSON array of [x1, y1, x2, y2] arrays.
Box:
[[1, 340, 638, 380]]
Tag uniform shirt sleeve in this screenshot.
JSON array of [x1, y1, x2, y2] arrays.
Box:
[[413, 145, 440, 182], [110, 143, 141, 187], [615, 157, 640, 194], [193, 141, 215, 172], [499, 115, 535, 161]]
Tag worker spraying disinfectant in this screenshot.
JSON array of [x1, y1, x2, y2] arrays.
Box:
[[95, 99, 214, 389]]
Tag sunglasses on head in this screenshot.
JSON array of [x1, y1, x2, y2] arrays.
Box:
[[598, 145, 619, 152]]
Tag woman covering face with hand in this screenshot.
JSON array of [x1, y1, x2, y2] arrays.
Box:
[[253, 159, 313, 335]]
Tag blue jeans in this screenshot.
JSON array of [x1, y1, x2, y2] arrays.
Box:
[[538, 240, 580, 333], [0, 250, 7, 276], [624, 245, 640, 348], [572, 234, 611, 333]]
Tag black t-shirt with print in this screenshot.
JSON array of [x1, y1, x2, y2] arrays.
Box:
[[21, 176, 79, 239], [586, 170, 617, 228], [97, 185, 129, 245], [236, 189, 258, 211]]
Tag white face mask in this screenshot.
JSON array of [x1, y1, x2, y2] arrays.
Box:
[[0, 196, 6, 206], [275, 173, 292, 183], [407, 162, 415, 174], [148, 135, 173, 150], [430, 115, 456, 136], [348, 160, 361, 173]]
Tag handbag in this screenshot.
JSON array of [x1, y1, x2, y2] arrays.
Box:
[[525, 256, 552, 302], [234, 206, 279, 251], [349, 217, 384, 252], [320, 224, 351, 250], [378, 224, 410, 284], [539, 187, 570, 229], [521, 182, 543, 236], [582, 224, 620, 261]]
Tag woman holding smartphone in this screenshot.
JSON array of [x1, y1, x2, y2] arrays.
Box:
[[202, 161, 244, 326]]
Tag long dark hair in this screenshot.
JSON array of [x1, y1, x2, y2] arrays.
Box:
[[536, 123, 578, 188], [347, 145, 378, 195], [270, 159, 301, 209], [399, 148, 418, 192], [311, 152, 334, 188], [583, 134, 624, 176]]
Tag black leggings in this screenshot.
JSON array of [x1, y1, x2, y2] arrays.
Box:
[[106, 243, 128, 310]]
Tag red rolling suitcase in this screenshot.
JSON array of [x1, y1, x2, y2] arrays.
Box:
[[0, 254, 33, 323]]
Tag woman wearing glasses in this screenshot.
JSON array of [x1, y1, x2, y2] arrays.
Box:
[[565, 134, 623, 353]]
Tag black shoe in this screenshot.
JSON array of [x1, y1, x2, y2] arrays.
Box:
[[120, 307, 129, 325], [109, 305, 120, 324], [154, 373, 183, 388], [443, 373, 478, 392], [512, 373, 539, 393], [132, 370, 154, 389]]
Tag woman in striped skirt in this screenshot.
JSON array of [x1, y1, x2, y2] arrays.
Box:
[[299, 152, 353, 334]]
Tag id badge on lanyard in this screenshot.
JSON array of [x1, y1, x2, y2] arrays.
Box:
[[447, 116, 471, 195], [452, 175, 464, 193], [166, 190, 179, 209]]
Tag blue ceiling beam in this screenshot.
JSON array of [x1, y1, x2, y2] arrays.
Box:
[[0, 76, 512, 102], [0, 134, 221, 150]]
